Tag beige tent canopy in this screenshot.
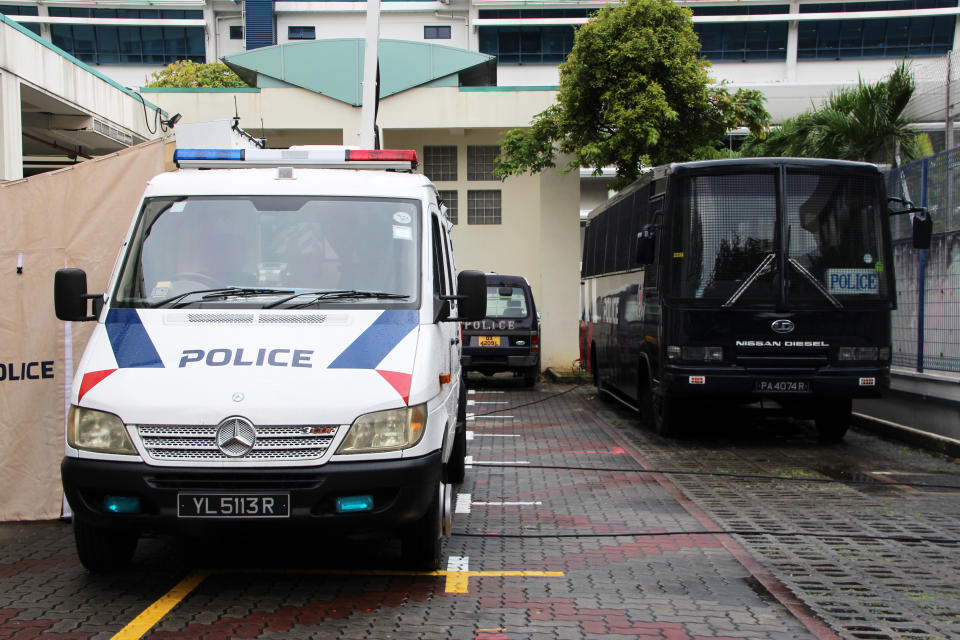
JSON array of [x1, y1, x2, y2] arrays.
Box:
[[0, 138, 171, 521]]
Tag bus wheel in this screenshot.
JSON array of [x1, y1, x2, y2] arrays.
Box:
[[638, 378, 654, 429], [815, 398, 851, 443], [653, 393, 686, 437], [73, 517, 138, 572], [401, 481, 446, 571]]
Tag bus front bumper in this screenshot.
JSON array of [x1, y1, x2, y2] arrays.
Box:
[[662, 365, 890, 399]]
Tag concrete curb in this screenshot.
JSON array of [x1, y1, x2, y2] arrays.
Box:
[[544, 367, 590, 384], [852, 412, 960, 459]]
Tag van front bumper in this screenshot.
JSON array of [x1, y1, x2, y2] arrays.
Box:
[[61, 452, 441, 534]]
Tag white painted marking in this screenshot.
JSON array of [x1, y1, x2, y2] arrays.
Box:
[[472, 501, 543, 507], [470, 460, 530, 466], [455, 494, 472, 514], [465, 455, 474, 469], [447, 555, 469, 571], [472, 433, 520, 438], [467, 399, 476, 406], [472, 401, 509, 405], [466, 430, 475, 441], [467, 390, 476, 395], [472, 415, 514, 420]]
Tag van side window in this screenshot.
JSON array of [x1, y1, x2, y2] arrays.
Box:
[[431, 214, 449, 297]]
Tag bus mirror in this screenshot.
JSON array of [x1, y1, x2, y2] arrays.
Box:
[[636, 225, 656, 265], [913, 210, 933, 249]]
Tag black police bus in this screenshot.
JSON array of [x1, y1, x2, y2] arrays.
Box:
[[579, 158, 931, 441]]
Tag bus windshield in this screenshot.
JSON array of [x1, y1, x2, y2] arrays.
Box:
[[667, 170, 889, 306]]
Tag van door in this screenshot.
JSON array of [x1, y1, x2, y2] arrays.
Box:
[[430, 210, 458, 423]]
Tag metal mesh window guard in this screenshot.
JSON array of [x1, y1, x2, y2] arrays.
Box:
[[423, 146, 457, 182], [467, 190, 502, 225], [438, 190, 458, 225], [468, 146, 500, 181]]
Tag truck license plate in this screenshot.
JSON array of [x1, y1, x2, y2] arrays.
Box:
[[478, 336, 501, 347], [755, 380, 810, 393], [178, 493, 290, 518]]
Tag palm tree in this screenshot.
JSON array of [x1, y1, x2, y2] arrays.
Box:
[[741, 62, 921, 166]]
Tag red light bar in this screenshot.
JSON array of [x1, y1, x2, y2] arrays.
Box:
[[346, 149, 419, 163]]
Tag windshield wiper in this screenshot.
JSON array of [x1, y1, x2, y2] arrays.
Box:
[[787, 258, 843, 309], [150, 287, 294, 308], [268, 289, 410, 309], [722, 253, 777, 309]]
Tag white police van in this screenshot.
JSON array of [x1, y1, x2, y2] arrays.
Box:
[[54, 147, 486, 572]]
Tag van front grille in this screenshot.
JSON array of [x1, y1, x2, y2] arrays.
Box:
[[137, 424, 339, 463]]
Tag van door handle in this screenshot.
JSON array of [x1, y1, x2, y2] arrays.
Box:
[[450, 337, 460, 345]]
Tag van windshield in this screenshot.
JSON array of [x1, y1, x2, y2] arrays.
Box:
[[113, 195, 421, 308]]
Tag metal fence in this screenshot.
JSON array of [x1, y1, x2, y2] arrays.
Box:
[[886, 148, 960, 374]]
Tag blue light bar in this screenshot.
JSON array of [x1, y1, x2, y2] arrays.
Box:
[[174, 148, 244, 165], [335, 495, 374, 513]]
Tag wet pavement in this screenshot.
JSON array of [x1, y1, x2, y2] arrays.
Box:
[[1, 379, 958, 639]]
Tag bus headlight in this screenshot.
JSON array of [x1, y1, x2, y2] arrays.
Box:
[[338, 404, 427, 454], [838, 347, 882, 361], [669, 346, 723, 361], [67, 406, 136, 455]]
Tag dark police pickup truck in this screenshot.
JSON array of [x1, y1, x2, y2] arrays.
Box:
[[461, 274, 540, 386]]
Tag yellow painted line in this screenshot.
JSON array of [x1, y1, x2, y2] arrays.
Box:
[[110, 567, 564, 637], [111, 570, 210, 640]]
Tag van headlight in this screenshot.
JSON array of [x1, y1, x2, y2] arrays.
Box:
[[67, 406, 136, 455], [337, 404, 427, 454]]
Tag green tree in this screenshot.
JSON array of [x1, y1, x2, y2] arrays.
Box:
[[740, 62, 921, 166], [145, 61, 248, 88], [494, 0, 770, 189]]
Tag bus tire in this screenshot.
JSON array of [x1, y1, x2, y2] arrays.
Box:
[[638, 375, 654, 429], [815, 398, 851, 443], [73, 517, 138, 572], [401, 481, 444, 571], [653, 393, 686, 437]]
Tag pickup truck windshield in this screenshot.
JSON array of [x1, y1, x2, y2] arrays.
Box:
[[668, 170, 889, 306], [113, 195, 421, 308]]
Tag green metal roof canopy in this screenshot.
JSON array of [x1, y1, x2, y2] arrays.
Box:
[[223, 39, 496, 106]]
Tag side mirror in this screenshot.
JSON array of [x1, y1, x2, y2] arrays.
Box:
[[54, 268, 102, 321], [455, 270, 487, 321], [913, 210, 933, 249], [636, 224, 656, 265]]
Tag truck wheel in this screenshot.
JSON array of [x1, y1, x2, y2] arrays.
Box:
[[446, 426, 467, 485], [522, 365, 538, 387], [401, 482, 446, 571], [73, 517, 138, 572], [653, 393, 686, 438], [815, 398, 851, 443], [638, 377, 654, 429]]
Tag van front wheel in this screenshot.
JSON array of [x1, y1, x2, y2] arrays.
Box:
[[401, 482, 446, 571], [73, 517, 138, 572]]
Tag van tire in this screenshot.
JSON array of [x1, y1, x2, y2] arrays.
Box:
[[401, 482, 443, 571], [447, 426, 467, 484], [522, 365, 538, 387], [815, 398, 851, 443], [73, 517, 138, 572]]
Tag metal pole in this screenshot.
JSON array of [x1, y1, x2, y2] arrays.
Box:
[[917, 158, 929, 372], [359, 0, 381, 149], [946, 52, 953, 150]]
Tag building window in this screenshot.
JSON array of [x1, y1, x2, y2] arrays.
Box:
[[287, 26, 316, 40], [694, 22, 788, 61], [468, 146, 500, 181], [424, 146, 458, 181], [478, 26, 576, 64], [468, 191, 502, 225], [797, 16, 955, 58], [230, 25, 244, 40], [50, 24, 205, 64], [438, 190, 458, 225], [0, 5, 41, 35], [424, 25, 451, 40]]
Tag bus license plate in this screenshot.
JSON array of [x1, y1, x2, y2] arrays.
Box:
[[178, 493, 290, 518], [478, 336, 501, 347], [755, 380, 810, 393]]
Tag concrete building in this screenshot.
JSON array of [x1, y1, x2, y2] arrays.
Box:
[[3, 0, 960, 370]]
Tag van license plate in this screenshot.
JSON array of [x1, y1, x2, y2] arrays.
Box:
[[478, 336, 501, 347], [178, 493, 290, 518], [755, 380, 810, 393]]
